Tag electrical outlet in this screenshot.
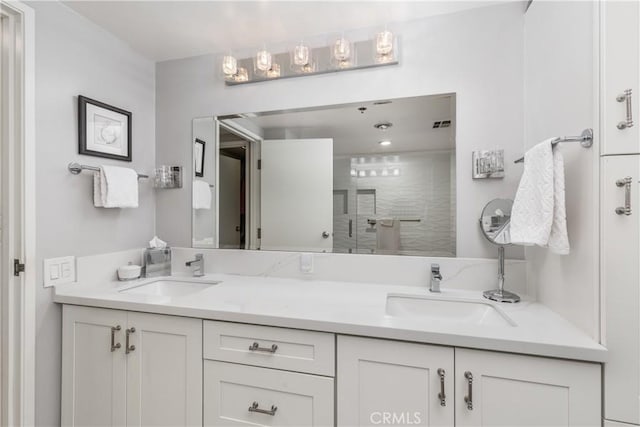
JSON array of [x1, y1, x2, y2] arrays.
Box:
[[44, 256, 76, 287], [300, 253, 314, 274]]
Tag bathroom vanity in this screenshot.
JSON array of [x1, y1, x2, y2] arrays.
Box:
[[56, 272, 604, 427]]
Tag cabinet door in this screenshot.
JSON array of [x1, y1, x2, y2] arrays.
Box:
[[204, 361, 334, 426], [61, 305, 127, 426], [455, 348, 601, 427], [337, 336, 454, 427], [125, 312, 202, 427], [602, 155, 640, 424], [602, 1, 640, 155]]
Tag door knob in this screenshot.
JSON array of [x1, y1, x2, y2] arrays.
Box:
[[322, 231, 330, 238]]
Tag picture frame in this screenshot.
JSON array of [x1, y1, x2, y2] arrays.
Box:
[[78, 95, 132, 161], [194, 138, 206, 177]]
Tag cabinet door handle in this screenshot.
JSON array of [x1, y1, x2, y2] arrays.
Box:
[[110, 325, 121, 352], [348, 219, 353, 238], [615, 177, 633, 216], [437, 368, 446, 406], [617, 89, 634, 129], [464, 371, 473, 410], [125, 327, 136, 354], [248, 401, 277, 416], [249, 342, 278, 353]]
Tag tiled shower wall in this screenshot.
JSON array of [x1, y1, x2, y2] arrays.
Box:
[[333, 150, 456, 256]]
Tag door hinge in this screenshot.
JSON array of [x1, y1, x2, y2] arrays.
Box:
[[13, 259, 25, 276], [257, 159, 262, 170], [257, 228, 262, 239]]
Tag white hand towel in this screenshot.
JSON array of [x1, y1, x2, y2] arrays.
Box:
[[510, 139, 570, 254], [192, 180, 212, 210], [95, 165, 139, 208]]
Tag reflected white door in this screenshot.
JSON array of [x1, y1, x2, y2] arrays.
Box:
[[261, 138, 333, 252], [219, 154, 242, 249]]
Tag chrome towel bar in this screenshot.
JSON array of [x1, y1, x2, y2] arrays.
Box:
[[68, 162, 149, 179], [514, 128, 593, 164]]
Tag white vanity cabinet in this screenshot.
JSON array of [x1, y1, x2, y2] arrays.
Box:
[[337, 336, 454, 426], [601, 0, 640, 155], [61, 305, 203, 427], [455, 349, 601, 427], [337, 336, 601, 427], [203, 320, 335, 427], [602, 155, 640, 425]]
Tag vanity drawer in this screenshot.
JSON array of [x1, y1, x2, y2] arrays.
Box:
[[204, 361, 334, 427], [203, 320, 335, 376]]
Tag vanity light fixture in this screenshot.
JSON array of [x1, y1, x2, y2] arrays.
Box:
[[379, 140, 392, 146], [223, 31, 399, 85]]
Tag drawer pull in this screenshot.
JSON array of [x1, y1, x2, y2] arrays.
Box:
[[464, 371, 473, 410], [249, 342, 278, 353], [437, 368, 446, 406], [616, 177, 633, 216], [617, 89, 634, 130], [248, 401, 278, 416], [110, 325, 121, 352], [126, 327, 136, 354]]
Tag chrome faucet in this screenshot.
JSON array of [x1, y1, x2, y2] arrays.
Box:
[[430, 263, 442, 293], [185, 253, 204, 277]]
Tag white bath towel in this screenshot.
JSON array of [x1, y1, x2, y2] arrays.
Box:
[[93, 166, 139, 208], [510, 139, 570, 254], [377, 218, 401, 253], [192, 180, 212, 210]]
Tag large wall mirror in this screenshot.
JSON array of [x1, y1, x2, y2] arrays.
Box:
[[193, 93, 456, 257]]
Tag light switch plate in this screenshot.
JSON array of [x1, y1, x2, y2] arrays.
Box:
[[300, 253, 314, 274], [44, 256, 76, 287]]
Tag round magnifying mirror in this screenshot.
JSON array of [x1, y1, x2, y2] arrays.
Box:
[[479, 198, 513, 246], [479, 198, 520, 303]]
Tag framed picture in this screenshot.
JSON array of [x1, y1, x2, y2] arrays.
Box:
[[194, 138, 206, 177], [78, 95, 132, 161]]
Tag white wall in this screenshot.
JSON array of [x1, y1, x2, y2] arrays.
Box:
[[523, 1, 598, 338], [155, 3, 527, 260], [30, 2, 156, 425]]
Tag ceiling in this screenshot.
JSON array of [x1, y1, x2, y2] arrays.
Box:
[[63, 1, 501, 62], [224, 94, 455, 156]]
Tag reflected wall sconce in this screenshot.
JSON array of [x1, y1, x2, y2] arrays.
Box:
[[220, 28, 398, 86]]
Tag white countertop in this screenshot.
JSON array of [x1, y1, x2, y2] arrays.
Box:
[[54, 273, 606, 363]]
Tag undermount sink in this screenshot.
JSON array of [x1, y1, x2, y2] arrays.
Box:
[[385, 293, 516, 327], [119, 278, 220, 298]]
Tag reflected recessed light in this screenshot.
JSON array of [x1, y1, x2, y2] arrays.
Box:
[[374, 122, 393, 131], [379, 140, 391, 146]]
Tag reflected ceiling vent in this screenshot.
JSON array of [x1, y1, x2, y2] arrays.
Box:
[[433, 120, 451, 129], [374, 122, 393, 131]]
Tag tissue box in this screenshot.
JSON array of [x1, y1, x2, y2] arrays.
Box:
[[143, 248, 171, 278]]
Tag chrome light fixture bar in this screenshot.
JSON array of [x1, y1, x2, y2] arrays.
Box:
[[224, 35, 399, 86]]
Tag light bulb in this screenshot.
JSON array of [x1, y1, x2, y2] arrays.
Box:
[[370, 170, 377, 177], [293, 43, 309, 66], [379, 140, 391, 146], [234, 67, 248, 82], [266, 63, 281, 78], [222, 55, 237, 76], [256, 49, 272, 72], [393, 168, 400, 176], [333, 37, 351, 62], [358, 170, 366, 177], [350, 169, 357, 177], [382, 169, 389, 176], [376, 30, 394, 56]]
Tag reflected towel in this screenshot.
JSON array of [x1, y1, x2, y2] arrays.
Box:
[[193, 180, 212, 210], [377, 218, 401, 252], [93, 165, 138, 208], [510, 139, 569, 254]]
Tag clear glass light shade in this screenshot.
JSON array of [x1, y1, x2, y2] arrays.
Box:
[[333, 38, 351, 61], [293, 44, 310, 66], [376, 30, 394, 55], [222, 55, 237, 76], [255, 50, 272, 72]]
